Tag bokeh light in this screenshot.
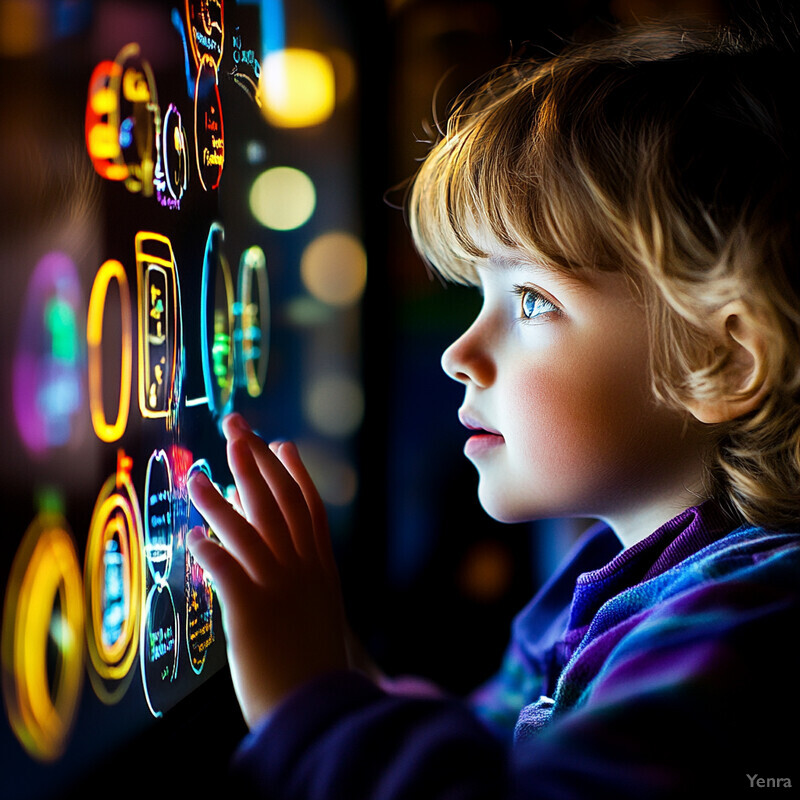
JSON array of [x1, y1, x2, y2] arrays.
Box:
[[259, 48, 335, 128], [2, 512, 84, 761], [0, 0, 45, 57], [300, 231, 367, 307], [458, 540, 513, 602], [327, 48, 356, 105], [13, 252, 85, 454], [304, 374, 363, 437], [249, 166, 316, 230]]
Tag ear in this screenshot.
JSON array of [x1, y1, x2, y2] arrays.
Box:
[[685, 300, 770, 424]]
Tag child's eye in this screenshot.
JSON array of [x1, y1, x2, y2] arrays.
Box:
[[513, 285, 559, 321]]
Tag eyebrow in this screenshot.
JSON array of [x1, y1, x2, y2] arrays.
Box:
[[487, 254, 591, 293]]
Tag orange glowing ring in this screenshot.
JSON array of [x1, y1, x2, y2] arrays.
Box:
[[193, 54, 225, 191], [1, 514, 84, 761], [87, 260, 132, 443], [84, 471, 144, 701]]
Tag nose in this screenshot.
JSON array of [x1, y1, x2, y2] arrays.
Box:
[[441, 318, 495, 388]]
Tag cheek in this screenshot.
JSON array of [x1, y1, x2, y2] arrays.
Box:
[[511, 370, 603, 474], [508, 345, 655, 478]]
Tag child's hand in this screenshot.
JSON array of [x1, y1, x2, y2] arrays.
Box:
[[187, 413, 349, 729]]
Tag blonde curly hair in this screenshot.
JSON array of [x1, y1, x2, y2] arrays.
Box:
[[407, 26, 800, 529]]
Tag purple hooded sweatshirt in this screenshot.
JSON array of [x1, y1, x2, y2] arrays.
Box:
[[233, 502, 800, 798]]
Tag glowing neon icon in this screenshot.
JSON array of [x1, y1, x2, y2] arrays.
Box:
[[185, 460, 216, 674], [140, 578, 179, 719], [185, 0, 224, 72], [144, 449, 174, 584], [186, 0, 225, 190], [13, 252, 85, 454], [237, 246, 270, 398], [201, 223, 234, 416], [140, 449, 180, 718], [135, 232, 181, 420], [85, 44, 159, 196], [115, 44, 158, 196], [1, 509, 84, 761], [194, 55, 225, 191], [153, 103, 189, 210], [85, 60, 128, 181], [230, 27, 261, 105], [87, 260, 132, 443], [84, 449, 144, 704]]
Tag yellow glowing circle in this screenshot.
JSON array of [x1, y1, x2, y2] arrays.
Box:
[[300, 232, 367, 307], [259, 48, 335, 128], [249, 167, 316, 231], [84, 469, 144, 701], [87, 260, 132, 443], [1, 514, 84, 761]]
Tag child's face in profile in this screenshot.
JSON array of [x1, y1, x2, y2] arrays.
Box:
[[442, 251, 710, 540]]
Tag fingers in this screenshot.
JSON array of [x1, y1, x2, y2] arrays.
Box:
[[273, 441, 338, 575], [249, 440, 319, 561], [186, 525, 249, 599], [225, 435, 301, 564], [188, 471, 275, 582], [228, 486, 243, 516], [223, 415, 319, 562]]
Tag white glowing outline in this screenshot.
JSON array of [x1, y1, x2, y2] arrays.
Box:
[[139, 582, 179, 719], [143, 449, 174, 584], [162, 104, 189, 201]]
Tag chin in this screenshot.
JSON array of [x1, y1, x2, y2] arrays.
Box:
[[477, 484, 535, 525]]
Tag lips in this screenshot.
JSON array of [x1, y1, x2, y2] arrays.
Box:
[[459, 409, 504, 458], [458, 409, 501, 436]]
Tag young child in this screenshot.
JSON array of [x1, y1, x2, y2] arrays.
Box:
[[187, 22, 800, 798]]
